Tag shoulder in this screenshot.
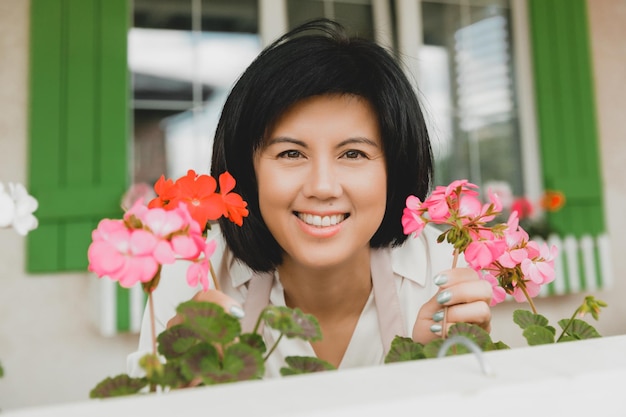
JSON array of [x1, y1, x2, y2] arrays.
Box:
[[390, 224, 464, 286]]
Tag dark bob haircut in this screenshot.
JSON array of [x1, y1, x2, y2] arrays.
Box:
[[211, 18, 433, 272]]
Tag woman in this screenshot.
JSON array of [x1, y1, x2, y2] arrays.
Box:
[[128, 18, 491, 377]]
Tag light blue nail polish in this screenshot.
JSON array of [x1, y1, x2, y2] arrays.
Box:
[[430, 324, 442, 333], [437, 290, 452, 304], [432, 310, 445, 322], [433, 273, 448, 286], [229, 305, 245, 319]]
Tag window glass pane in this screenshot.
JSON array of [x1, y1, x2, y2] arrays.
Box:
[[287, 0, 374, 41], [420, 0, 523, 197], [129, 0, 261, 185]]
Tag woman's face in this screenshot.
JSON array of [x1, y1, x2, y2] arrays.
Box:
[[254, 94, 387, 270]]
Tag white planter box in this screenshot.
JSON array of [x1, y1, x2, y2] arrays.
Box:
[[6, 334, 626, 416]]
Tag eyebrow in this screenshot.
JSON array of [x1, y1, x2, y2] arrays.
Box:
[[265, 136, 380, 148]]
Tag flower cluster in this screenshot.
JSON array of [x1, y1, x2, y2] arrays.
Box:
[[88, 201, 216, 291], [148, 169, 248, 230], [0, 181, 38, 235], [88, 170, 249, 292], [402, 179, 557, 312]]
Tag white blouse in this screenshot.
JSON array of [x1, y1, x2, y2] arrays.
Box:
[[127, 224, 460, 378]]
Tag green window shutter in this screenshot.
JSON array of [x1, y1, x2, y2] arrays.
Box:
[[529, 0, 611, 295], [529, 0, 604, 236], [28, 0, 130, 272]]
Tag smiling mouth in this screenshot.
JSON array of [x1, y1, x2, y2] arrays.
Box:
[[295, 212, 349, 227]]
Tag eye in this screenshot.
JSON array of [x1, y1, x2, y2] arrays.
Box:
[[277, 149, 303, 159], [342, 150, 368, 159]]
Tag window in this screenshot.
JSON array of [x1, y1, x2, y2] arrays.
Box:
[[130, 0, 262, 184]]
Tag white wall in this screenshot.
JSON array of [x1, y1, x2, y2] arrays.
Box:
[[0, 0, 624, 411], [0, 1, 138, 411]]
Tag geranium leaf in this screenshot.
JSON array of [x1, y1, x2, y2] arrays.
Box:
[[280, 356, 336, 376], [492, 340, 511, 350], [522, 324, 555, 345], [239, 332, 267, 354], [384, 336, 426, 363], [89, 374, 148, 398], [557, 318, 602, 340], [176, 301, 241, 344], [447, 323, 494, 350], [423, 338, 445, 358], [513, 309, 551, 332], [179, 342, 220, 382], [157, 324, 202, 359], [158, 360, 192, 389], [199, 343, 264, 385], [263, 306, 322, 341]]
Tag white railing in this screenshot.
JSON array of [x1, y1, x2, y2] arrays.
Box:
[[537, 233, 613, 297]]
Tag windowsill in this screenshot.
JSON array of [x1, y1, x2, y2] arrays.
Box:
[[8, 334, 626, 416]]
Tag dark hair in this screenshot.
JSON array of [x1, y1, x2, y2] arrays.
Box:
[[211, 18, 433, 272]]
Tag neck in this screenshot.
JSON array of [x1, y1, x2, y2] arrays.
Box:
[[277, 249, 373, 321]]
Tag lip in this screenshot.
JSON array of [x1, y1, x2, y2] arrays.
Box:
[[293, 211, 348, 238]]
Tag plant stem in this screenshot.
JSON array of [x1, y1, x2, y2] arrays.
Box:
[[264, 333, 284, 362], [252, 307, 268, 335], [442, 250, 460, 340], [519, 283, 538, 314], [149, 291, 157, 356], [210, 262, 221, 291], [556, 307, 581, 342]]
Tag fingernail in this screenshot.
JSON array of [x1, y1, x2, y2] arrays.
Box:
[[437, 290, 452, 304], [430, 324, 442, 333], [432, 310, 445, 322], [229, 305, 245, 319], [433, 273, 448, 286]]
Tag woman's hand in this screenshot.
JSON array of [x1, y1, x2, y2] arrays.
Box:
[[412, 267, 492, 344], [166, 289, 245, 329]]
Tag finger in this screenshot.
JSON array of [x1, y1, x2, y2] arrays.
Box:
[[434, 279, 492, 307], [428, 302, 492, 336], [433, 267, 480, 288], [440, 301, 491, 327], [191, 290, 245, 319]]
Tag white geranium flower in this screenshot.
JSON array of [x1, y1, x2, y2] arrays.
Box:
[[8, 182, 39, 235], [0, 182, 16, 228]]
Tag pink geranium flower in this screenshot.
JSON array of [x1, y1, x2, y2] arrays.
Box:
[[402, 179, 558, 312]]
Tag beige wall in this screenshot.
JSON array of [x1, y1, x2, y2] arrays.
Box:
[[0, 0, 624, 411]]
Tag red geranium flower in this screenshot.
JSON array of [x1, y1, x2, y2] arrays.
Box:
[[218, 172, 249, 226]]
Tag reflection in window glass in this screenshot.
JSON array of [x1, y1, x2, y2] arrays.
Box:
[[130, 0, 261, 185], [420, 0, 523, 197], [287, 0, 374, 40]]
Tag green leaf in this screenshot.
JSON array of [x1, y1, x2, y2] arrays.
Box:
[[176, 301, 241, 345], [157, 325, 202, 359], [179, 342, 220, 382], [384, 336, 426, 363], [422, 324, 499, 358], [263, 306, 322, 341], [0, 361, 3, 378], [158, 360, 193, 389], [217, 343, 265, 383], [557, 318, 602, 340], [513, 309, 555, 334], [492, 340, 511, 350], [239, 332, 267, 354], [423, 338, 446, 358], [522, 324, 555, 345], [280, 356, 336, 376], [448, 323, 494, 351], [89, 374, 148, 398]]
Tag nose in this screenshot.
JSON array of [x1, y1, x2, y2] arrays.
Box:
[[302, 158, 342, 200]]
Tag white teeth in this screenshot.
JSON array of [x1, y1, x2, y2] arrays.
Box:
[[298, 213, 346, 227]]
